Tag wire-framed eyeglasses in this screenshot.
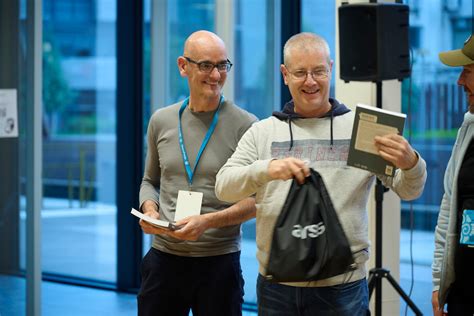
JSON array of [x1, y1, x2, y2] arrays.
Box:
[[287, 68, 330, 81], [184, 56, 233, 73]]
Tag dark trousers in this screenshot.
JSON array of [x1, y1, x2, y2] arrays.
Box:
[[137, 248, 244, 316], [257, 274, 370, 316], [447, 287, 474, 316]]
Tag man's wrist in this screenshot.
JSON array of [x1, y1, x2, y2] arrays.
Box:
[[141, 200, 159, 213], [201, 212, 217, 229]]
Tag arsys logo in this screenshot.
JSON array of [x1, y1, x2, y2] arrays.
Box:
[[291, 222, 326, 239]]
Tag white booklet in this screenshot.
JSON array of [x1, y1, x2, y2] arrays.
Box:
[[130, 208, 180, 230]]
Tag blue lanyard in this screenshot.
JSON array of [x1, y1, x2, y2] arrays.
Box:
[[178, 95, 223, 186]]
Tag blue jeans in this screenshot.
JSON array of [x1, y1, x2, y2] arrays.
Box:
[[257, 274, 370, 316], [137, 248, 244, 316]]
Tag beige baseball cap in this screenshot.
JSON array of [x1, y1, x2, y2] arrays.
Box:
[[439, 34, 474, 66]]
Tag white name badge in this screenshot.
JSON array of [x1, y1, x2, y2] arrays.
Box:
[[175, 190, 203, 221]]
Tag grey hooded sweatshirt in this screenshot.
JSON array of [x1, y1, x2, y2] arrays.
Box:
[[216, 99, 427, 287]]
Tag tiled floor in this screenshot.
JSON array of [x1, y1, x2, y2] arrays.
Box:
[[0, 274, 258, 316], [3, 198, 434, 315], [0, 264, 432, 316], [0, 275, 137, 316]]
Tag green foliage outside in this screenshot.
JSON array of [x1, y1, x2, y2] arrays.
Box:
[[43, 31, 75, 135], [401, 76, 458, 141], [404, 128, 459, 140], [43, 31, 75, 124], [62, 115, 97, 134], [169, 31, 189, 102]]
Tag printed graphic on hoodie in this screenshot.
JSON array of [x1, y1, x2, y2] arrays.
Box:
[[271, 139, 350, 168]]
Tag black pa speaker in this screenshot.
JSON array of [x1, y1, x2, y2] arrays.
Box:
[[338, 3, 410, 82]]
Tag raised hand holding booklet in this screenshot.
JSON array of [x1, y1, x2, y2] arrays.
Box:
[[347, 103, 406, 176]]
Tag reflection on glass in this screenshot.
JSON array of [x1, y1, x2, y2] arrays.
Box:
[[402, 3, 473, 231], [167, 0, 215, 106], [234, 0, 276, 119], [38, 0, 117, 283], [400, 1, 472, 315], [301, 1, 335, 98]]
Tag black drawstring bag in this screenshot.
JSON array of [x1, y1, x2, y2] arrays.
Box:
[[266, 169, 355, 282]]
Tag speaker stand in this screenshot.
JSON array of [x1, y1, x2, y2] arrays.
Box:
[[367, 82, 423, 316]]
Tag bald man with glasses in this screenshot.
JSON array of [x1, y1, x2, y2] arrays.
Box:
[[137, 30, 256, 316]]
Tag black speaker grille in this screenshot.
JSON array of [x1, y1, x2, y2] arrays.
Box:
[[339, 3, 410, 82]]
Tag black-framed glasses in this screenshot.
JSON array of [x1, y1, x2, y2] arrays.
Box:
[[287, 68, 330, 81], [184, 56, 233, 73]]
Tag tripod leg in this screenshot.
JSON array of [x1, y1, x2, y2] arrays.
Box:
[[384, 272, 423, 316], [368, 273, 375, 297], [368, 269, 383, 316]]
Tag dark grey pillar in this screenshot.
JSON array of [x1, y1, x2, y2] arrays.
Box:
[[0, 0, 20, 274], [116, 0, 144, 291]]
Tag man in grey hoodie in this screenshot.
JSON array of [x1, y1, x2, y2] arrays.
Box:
[[216, 32, 427, 316], [432, 34, 474, 316]]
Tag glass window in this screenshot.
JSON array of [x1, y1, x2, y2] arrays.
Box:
[[401, 0, 473, 314], [301, 1, 336, 97], [167, 0, 215, 106], [37, 0, 117, 283], [234, 0, 278, 119]]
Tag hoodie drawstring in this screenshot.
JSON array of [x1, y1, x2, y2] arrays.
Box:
[[288, 116, 294, 151], [278, 100, 345, 152], [330, 105, 334, 149], [288, 106, 334, 151]]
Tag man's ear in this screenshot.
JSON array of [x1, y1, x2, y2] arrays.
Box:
[[327, 60, 334, 80], [177, 56, 187, 77], [280, 64, 289, 85]]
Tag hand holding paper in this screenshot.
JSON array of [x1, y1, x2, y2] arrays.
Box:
[[131, 208, 180, 231]]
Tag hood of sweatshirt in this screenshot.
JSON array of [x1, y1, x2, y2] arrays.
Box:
[[464, 111, 474, 125], [272, 98, 351, 150]]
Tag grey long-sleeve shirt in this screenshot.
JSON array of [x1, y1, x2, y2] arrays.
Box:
[[140, 99, 256, 257]]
